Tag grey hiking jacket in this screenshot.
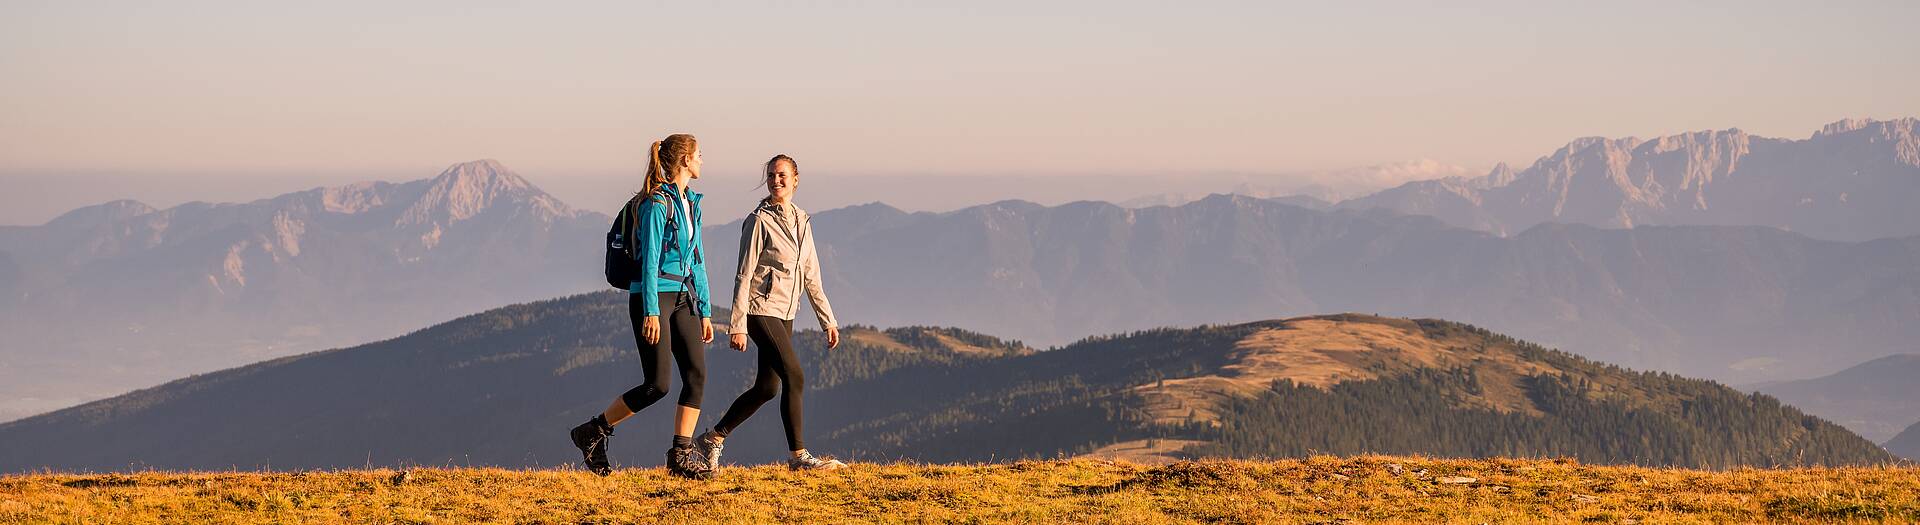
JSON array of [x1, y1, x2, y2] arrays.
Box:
[[728, 201, 837, 334]]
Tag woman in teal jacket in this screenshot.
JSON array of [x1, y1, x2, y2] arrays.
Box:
[[571, 133, 717, 480]]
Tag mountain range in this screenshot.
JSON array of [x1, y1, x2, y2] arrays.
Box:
[[1337, 118, 1920, 242], [702, 194, 1920, 385], [0, 160, 610, 421], [6, 117, 1918, 424], [0, 291, 1893, 473]]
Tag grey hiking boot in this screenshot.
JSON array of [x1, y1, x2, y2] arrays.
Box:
[[787, 449, 848, 471], [666, 446, 714, 480], [569, 416, 613, 476], [694, 430, 725, 472]]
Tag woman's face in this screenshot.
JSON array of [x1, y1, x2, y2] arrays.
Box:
[[686, 146, 704, 179], [766, 160, 796, 202]]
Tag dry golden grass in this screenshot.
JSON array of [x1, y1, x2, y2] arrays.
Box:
[[3, 456, 1916, 524]]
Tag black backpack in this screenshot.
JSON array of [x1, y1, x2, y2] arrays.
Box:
[[603, 188, 705, 290], [603, 193, 645, 289]]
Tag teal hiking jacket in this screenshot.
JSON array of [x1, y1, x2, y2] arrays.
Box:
[[628, 183, 712, 318]]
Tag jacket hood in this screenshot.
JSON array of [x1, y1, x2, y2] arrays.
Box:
[[753, 199, 808, 220]]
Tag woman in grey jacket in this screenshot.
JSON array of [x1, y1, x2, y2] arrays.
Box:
[[695, 154, 847, 472]]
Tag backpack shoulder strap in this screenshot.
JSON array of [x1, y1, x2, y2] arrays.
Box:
[[623, 193, 643, 245], [646, 186, 693, 271], [649, 185, 680, 230]]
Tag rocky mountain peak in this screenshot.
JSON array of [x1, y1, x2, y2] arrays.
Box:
[[42, 199, 156, 230], [1815, 117, 1917, 141], [315, 181, 397, 214], [399, 160, 571, 226], [1338, 117, 1920, 242], [1556, 136, 1640, 158], [1641, 128, 1749, 153], [1472, 163, 1517, 189], [428, 159, 533, 192], [1817, 118, 1874, 137], [1812, 118, 1919, 167]]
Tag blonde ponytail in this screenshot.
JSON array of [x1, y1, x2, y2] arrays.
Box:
[[649, 140, 664, 178]]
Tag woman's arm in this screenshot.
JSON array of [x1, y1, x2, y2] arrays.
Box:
[[729, 214, 764, 335], [799, 218, 837, 332], [634, 197, 668, 316], [689, 214, 712, 320]]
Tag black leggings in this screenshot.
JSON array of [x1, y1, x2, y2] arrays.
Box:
[[714, 315, 807, 450], [620, 292, 706, 411]]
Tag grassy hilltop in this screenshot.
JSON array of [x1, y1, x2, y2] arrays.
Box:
[[5, 457, 1917, 524]]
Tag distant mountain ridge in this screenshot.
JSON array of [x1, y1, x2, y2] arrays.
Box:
[[1119, 159, 1475, 208], [0, 292, 1892, 472], [1889, 421, 1920, 461], [1338, 118, 1920, 241], [702, 194, 1920, 384], [1756, 354, 1920, 443], [0, 160, 610, 422]]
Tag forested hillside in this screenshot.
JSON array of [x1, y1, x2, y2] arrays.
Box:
[[0, 294, 1895, 473]]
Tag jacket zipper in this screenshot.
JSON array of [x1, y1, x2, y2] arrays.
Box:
[[761, 206, 808, 320], [789, 215, 808, 320]]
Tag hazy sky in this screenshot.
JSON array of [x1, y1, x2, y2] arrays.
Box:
[[3, 1, 1918, 224]]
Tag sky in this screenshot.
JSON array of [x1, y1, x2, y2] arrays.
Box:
[[3, 1, 1918, 224]]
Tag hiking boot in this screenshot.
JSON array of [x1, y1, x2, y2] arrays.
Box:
[[666, 446, 714, 480], [788, 450, 848, 471], [694, 430, 725, 472], [570, 416, 613, 476]]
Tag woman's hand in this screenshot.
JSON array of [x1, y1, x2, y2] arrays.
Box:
[[825, 326, 840, 350], [642, 315, 661, 345], [701, 318, 715, 344], [730, 333, 749, 351]]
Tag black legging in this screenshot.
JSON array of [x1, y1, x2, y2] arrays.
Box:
[[620, 292, 707, 411], [713, 315, 806, 450]]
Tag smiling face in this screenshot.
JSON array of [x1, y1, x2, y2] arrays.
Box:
[[765, 158, 796, 203]]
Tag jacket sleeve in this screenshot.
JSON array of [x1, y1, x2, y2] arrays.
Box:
[[690, 211, 712, 319], [800, 219, 838, 331], [728, 214, 764, 335], [632, 197, 667, 316]]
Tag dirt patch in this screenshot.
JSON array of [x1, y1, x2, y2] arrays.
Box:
[[1078, 439, 1206, 466], [931, 333, 1020, 357], [846, 330, 917, 354], [61, 476, 139, 489]]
